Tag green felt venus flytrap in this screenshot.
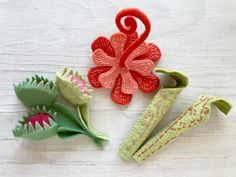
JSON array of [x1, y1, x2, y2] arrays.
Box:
[[56, 68, 108, 140], [12, 68, 107, 147]]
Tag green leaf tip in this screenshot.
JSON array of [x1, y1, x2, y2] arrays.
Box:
[[154, 68, 188, 88]]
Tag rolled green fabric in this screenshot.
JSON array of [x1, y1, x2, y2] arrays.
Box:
[[133, 95, 232, 163], [119, 68, 188, 160]]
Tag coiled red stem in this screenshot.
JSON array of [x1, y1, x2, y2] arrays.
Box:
[[115, 8, 151, 67]]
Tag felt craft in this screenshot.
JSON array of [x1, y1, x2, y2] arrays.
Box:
[[119, 68, 188, 160], [12, 69, 107, 147], [133, 95, 232, 163], [14, 75, 58, 107], [88, 8, 161, 105], [13, 106, 58, 140]]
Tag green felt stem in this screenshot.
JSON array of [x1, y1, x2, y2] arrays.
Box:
[[77, 104, 109, 141], [133, 95, 232, 163], [119, 68, 188, 160], [77, 103, 91, 129], [51, 102, 107, 147]]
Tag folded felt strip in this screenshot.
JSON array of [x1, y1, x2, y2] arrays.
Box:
[[133, 95, 232, 163], [119, 68, 188, 160]]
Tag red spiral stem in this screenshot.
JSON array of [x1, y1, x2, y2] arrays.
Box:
[[115, 8, 151, 67]]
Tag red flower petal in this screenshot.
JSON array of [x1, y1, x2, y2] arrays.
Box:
[[130, 71, 160, 93], [88, 66, 112, 88], [145, 43, 161, 62], [134, 43, 161, 62], [125, 32, 138, 49], [91, 36, 115, 57], [111, 75, 132, 105]]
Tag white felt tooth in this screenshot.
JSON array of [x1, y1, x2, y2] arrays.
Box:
[[35, 122, 42, 131], [37, 81, 44, 88], [51, 85, 57, 94], [31, 80, 37, 87], [26, 80, 32, 87], [31, 107, 36, 113], [43, 121, 51, 129], [48, 118, 57, 127], [42, 106, 47, 113], [44, 82, 50, 90], [23, 124, 28, 131], [36, 106, 41, 112], [28, 123, 35, 132]]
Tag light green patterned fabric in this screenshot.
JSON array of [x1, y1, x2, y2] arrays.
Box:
[[133, 95, 232, 163], [119, 68, 188, 160]]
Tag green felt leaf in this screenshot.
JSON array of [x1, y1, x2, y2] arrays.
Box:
[[52, 102, 107, 147], [50, 103, 85, 134], [14, 75, 58, 107]]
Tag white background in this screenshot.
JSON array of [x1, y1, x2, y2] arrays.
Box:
[[0, 0, 236, 177]]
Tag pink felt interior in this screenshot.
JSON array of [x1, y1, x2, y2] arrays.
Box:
[[26, 114, 53, 129], [70, 74, 88, 94]]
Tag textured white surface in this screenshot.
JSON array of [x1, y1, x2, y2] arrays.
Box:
[[0, 0, 236, 177]]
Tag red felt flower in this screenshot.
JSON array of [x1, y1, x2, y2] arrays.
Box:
[[88, 8, 161, 105]]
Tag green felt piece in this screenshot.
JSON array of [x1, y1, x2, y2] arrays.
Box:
[[56, 68, 92, 106], [56, 68, 108, 144], [133, 95, 232, 163], [52, 102, 107, 147], [119, 68, 188, 160], [77, 104, 90, 128], [50, 103, 86, 135], [77, 105, 109, 141], [14, 75, 58, 107], [12, 106, 58, 140], [12, 70, 107, 147]]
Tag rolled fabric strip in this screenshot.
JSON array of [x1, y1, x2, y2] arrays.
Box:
[[133, 95, 232, 163], [119, 68, 188, 160]]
